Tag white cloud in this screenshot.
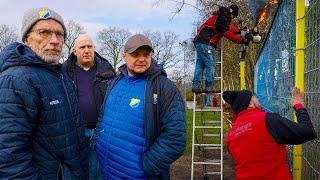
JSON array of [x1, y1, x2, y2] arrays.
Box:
[[80, 21, 108, 38]]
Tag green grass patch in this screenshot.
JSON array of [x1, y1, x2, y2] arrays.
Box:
[[185, 109, 221, 156]]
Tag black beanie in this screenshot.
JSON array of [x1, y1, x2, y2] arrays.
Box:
[[223, 90, 253, 115], [228, 4, 239, 17]]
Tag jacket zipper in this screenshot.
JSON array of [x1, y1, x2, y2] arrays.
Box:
[[56, 163, 64, 180], [144, 77, 153, 152], [93, 76, 120, 142]]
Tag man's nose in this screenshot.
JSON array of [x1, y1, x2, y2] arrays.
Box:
[[137, 55, 146, 61], [84, 46, 91, 52], [49, 33, 61, 44]]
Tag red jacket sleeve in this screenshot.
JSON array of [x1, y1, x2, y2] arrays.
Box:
[[223, 26, 243, 44]]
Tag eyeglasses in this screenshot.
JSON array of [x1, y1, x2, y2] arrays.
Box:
[[30, 29, 65, 40]]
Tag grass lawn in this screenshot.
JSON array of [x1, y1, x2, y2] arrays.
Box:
[[184, 109, 222, 156]]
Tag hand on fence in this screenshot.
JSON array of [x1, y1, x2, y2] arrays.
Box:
[[291, 87, 304, 106]]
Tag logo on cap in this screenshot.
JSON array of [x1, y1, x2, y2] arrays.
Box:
[[38, 9, 51, 19]]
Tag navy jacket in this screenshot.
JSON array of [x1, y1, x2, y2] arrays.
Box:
[[96, 61, 186, 180], [64, 52, 115, 128], [0, 42, 87, 179]]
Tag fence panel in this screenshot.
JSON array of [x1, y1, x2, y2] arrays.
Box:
[[303, 0, 320, 179], [254, 0, 319, 178]]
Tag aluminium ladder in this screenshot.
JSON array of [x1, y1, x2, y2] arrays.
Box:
[[191, 47, 223, 180]]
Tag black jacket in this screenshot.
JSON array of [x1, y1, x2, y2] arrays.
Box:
[[64, 52, 115, 128], [194, 6, 243, 47], [266, 105, 317, 144]]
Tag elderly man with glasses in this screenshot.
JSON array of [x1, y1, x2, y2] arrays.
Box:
[[0, 8, 87, 179]]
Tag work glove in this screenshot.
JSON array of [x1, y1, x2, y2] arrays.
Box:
[[241, 33, 253, 45]]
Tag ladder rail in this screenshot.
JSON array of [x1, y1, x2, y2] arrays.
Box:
[[191, 45, 223, 180], [220, 44, 224, 180], [191, 94, 196, 179]]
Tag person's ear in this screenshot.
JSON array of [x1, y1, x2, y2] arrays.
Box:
[[24, 33, 31, 45], [248, 97, 255, 108]]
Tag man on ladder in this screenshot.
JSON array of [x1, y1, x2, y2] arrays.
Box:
[[192, 4, 253, 93], [191, 4, 254, 179]]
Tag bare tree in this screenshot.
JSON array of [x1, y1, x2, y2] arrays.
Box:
[[144, 31, 180, 69], [97, 27, 131, 70], [0, 24, 18, 51], [64, 19, 85, 55], [152, 0, 200, 19]]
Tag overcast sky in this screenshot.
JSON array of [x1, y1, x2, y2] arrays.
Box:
[[0, 0, 197, 41]]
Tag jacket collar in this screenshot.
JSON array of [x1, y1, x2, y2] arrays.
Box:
[[237, 108, 264, 118], [65, 51, 115, 79], [0, 42, 61, 73], [118, 58, 166, 80]]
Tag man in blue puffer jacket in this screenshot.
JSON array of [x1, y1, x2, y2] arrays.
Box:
[[95, 34, 186, 179], [0, 8, 87, 179]]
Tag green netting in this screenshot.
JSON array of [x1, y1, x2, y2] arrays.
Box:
[[254, 0, 319, 179]]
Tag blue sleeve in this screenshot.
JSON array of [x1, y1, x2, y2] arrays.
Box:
[[142, 80, 186, 176], [0, 74, 41, 179]]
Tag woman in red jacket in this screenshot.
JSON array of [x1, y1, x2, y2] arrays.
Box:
[[223, 88, 317, 179]]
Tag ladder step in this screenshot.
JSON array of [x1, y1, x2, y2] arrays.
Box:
[[205, 92, 222, 95], [214, 77, 222, 80], [206, 159, 221, 163], [205, 172, 222, 175], [194, 126, 221, 129], [203, 120, 221, 124], [194, 144, 221, 147], [193, 162, 221, 165], [193, 159, 221, 165], [194, 92, 222, 96], [195, 107, 221, 112], [204, 146, 221, 150], [203, 133, 220, 137]]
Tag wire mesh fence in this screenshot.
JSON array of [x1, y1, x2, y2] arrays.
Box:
[[254, 0, 319, 179], [254, 0, 296, 118], [303, 0, 320, 179]]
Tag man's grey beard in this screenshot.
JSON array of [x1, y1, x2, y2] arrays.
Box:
[[39, 53, 61, 65]]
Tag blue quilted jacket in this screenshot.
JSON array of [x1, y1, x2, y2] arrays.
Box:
[[0, 42, 88, 179], [96, 61, 186, 180]]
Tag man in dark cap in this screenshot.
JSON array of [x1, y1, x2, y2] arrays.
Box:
[[222, 88, 317, 179], [0, 8, 87, 179], [192, 4, 253, 93], [95, 34, 186, 179]]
